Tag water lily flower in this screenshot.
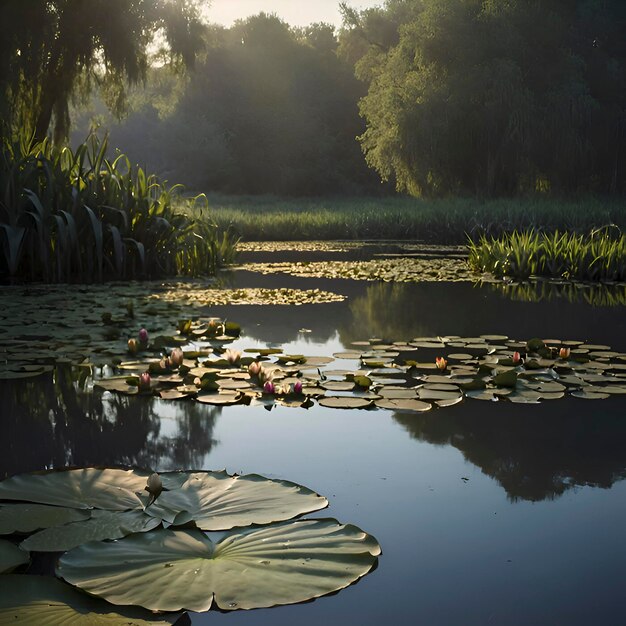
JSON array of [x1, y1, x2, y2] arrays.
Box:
[[170, 348, 184, 368], [127, 338, 138, 355], [293, 380, 303, 395], [138, 328, 149, 345], [224, 348, 241, 365], [139, 372, 151, 391], [263, 380, 275, 394], [559, 347, 571, 359], [435, 357, 447, 371], [146, 472, 163, 496], [258, 366, 274, 384], [512, 351, 521, 364], [248, 361, 262, 377]]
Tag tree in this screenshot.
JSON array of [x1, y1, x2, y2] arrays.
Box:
[[341, 0, 626, 196], [0, 0, 204, 141]]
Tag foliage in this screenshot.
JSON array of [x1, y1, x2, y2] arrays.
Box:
[[341, 0, 626, 197], [73, 14, 380, 196], [0, 0, 204, 141], [200, 194, 626, 243], [468, 228, 626, 281], [0, 132, 237, 282]]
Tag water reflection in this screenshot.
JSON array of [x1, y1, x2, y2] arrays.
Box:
[[485, 280, 626, 307], [0, 364, 219, 479], [394, 398, 626, 501]]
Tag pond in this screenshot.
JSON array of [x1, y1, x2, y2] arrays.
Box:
[[2, 242, 626, 625]]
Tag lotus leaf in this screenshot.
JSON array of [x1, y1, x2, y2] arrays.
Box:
[[144, 471, 327, 530], [0, 575, 181, 625], [57, 520, 381, 612], [0, 541, 28, 573]]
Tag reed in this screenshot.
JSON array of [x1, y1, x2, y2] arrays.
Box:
[[0, 132, 237, 283], [468, 228, 626, 282]]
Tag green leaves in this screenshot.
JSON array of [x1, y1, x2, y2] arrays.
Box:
[[0, 576, 182, 625], [144, 471, 328, 531], [57, 521, 381, 612]]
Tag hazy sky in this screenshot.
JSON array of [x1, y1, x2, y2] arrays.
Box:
[[203, 0, 384, 28]]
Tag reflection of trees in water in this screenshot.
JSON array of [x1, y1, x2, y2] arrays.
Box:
[[394, 399, 626, 501], [339, 283, 429, 344], [150, 401, 219, 470], [0, 365, 219, 478], [487, 280, 626, 307]]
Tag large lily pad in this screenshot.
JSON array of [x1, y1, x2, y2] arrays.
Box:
[[57, 520, 381, 612], [21, 510, 161, 552], [0, 468, 151, 511], [0, 504, 90, 535], [145, 471, 328, 530], [0, 575, 181, 625], [0, 540, 28, 573]]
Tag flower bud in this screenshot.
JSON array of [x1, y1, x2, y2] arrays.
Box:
[[293, 380, 303, 394], [248, 361, 262, 377], [127, 338, 138, 355], [139, 372, 151, 391], [559, 347, 571, 359], [170, 348, 184, 367], [138, 328, 149, 344], [435, 357, 447, 371], [263, 380, 275, 394]]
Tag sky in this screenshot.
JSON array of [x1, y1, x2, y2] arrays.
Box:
[[202, 0, 384, 28]]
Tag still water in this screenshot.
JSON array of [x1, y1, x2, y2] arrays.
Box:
[[2, 244, 626, 625]]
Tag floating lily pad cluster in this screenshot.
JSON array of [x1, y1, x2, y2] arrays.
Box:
[[0, 467, 381, 620], [0, 282, 345, 380], [98, 328, 626, 410], [237, 256, 474, 282]]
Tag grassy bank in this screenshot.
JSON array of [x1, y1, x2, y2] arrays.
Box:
[[189, 194, 626, 244]]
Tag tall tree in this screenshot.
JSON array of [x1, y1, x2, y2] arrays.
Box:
[[341, 0, 626, 196], [0, 0, 204, 141]]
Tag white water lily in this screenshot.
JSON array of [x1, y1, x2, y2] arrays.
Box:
[[223, 349, 241, 365], [146, 473, 163, 498]]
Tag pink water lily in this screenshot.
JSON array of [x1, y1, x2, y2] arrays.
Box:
[[248, 361, 262, 377], [435, 357, 447, 371], [224, 348, 241, 365], [170, 348, 184, 367], [512, 351, 521, 364], [263, 380, 275, 394], [559, 347, 571, 359], [258, 366, 274, 384], [138, 328, 149, 344], [293, 380, 303, 394], [139, 372, 151, 391]]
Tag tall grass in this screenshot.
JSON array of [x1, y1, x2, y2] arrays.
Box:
[[0, 132, 237, 283], [468, 228, 626, 281], [186, 194, 626, 243]]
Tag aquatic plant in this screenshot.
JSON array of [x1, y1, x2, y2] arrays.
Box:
[[468, 229, 626, 282], [0, 132, 237, 282], [0, 468, 380, 617]]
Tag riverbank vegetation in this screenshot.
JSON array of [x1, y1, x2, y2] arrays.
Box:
[[0, 132, 236, 283], [468, 229, 626, 281], [198, 195, 626, 243]]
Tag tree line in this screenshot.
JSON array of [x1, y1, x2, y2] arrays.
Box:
[[3, 0, 625, 198]]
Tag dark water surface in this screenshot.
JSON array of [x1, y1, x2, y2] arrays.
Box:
[[2, 244, 626, 625]]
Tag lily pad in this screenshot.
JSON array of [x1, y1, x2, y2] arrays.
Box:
[[57, 520, 381, 612], [144, 471, 328, 531], [0, 504, 90, 535], [318, 397, 374, 409], [0, 468, 151, 511], [375, 399, 432, 413], [0, 575, 181, 625], [0, 540, 28, 573], [21, 510, 161, 552]]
